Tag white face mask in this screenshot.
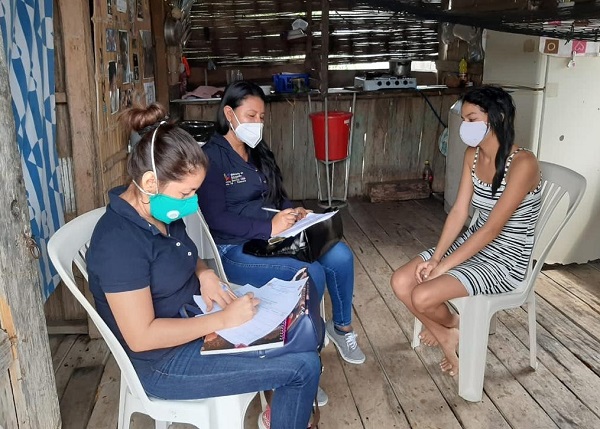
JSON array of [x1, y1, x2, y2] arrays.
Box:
[[231, 111, 263, 148], [459, 120, 489, 147]]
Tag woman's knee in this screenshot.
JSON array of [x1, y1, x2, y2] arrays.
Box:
[[286, 352, 321, 386], [391, 267, 414, 302], [320, 242, 353, 267], [305, 352, 322, 379]]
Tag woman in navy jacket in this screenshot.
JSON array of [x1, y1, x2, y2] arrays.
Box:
[[197, 81, 365, 367]]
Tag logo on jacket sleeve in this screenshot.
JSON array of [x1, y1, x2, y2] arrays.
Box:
[[224, 172, 247, 186]]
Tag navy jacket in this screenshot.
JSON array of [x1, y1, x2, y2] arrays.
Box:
[[197, 134, 292, 244], [87, 186, 199, 361]]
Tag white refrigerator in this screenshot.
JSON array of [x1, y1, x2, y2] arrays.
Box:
[[480, 30, 600, 264]]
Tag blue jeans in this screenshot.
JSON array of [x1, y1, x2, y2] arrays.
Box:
[[219, 242, 355, 327], [133, 339, 321, 429]]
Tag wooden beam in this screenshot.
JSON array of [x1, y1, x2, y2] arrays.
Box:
[[46, 319, 88, 335], [59, 0, 102, 215], [0, 29, 61, 429], [150, 0, 169, 107], [368, 179, 431, 203], [320, 0, 329, 96], [304, 1, 314, 74]]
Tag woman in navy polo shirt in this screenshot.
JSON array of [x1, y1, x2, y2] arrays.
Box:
[[86, 103, 320, 429], [197, 81, 366, 368]]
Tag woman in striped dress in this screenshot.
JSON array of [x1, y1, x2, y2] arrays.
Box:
[[391, 86, 541, 377]]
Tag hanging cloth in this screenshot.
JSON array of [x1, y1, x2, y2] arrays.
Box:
[[0, 0, 65, 299]]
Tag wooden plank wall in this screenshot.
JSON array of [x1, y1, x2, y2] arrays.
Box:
[[46, 0, 105, 326], [437, 35, 484, 86], [46, 0, 160, 325], [91, 0, 156, 202], [183, 92, 457, 200]]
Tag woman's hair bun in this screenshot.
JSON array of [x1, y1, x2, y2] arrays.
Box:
[[120, 103, 167, 132]]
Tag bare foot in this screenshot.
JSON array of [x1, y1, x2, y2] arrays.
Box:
[[419, 329, 439, 347], [419, 315, 459, 348], [440, 357, 457, 375], [437, 327, 459, 377]]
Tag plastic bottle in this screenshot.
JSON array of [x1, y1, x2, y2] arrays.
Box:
[[422, 160, 434, 190], [458, 58, 468, 86]]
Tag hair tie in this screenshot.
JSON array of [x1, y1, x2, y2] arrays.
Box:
[[138, 116, 170, 136]]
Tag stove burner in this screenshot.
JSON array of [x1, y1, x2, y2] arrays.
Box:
[[354, 74, 418, 91], [363, 71, 411, 79]]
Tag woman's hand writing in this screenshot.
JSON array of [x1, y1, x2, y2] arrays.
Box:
[[293, 207, 312, 221], [222, 293, 260, 328], [198, 269, 237, 312], [271, 208, 299, 236]]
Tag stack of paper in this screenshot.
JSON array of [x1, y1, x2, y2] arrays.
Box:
[[193, 277, 307, 346]]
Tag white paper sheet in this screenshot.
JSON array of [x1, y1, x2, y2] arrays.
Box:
[[275, 211, 337, 239], [193, 277, 307, 346]]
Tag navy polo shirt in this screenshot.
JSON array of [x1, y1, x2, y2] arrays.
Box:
[[87, 186, 200, 361], [197, 134, 292, 244]]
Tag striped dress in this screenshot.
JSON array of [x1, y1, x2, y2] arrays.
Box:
[[420, 147, 542, 295]]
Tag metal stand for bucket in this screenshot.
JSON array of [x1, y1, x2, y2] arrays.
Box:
[[309, 92, 357, 209]]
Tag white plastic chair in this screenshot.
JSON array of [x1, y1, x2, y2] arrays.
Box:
[[48, 207, 256, 429], [412, 161, 586, 402], [184, 210, 228, 281]]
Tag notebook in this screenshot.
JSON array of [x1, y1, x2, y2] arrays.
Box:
[[200, 319, 287, 355]]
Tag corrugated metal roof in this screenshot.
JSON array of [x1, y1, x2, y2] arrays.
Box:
[[183, 1, 439, 67], [182, 0, 600, 68]]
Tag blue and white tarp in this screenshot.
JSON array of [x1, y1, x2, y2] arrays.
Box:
[[0, 0, 64, 299]]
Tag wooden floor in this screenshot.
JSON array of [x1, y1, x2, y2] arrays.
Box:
[[50, 197, 600, 429]]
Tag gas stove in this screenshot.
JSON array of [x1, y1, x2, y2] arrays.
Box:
[[354, 74, 417, 91]]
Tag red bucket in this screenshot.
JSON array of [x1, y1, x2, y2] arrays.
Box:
[[309, 111, 352, 162]]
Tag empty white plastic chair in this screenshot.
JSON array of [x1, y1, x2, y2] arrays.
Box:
[[48, 207, 256, 429], [412, 161, 586, 402]]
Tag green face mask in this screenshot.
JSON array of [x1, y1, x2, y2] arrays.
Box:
[[134, 120, 199, 225], [148, 192, 198, 224]]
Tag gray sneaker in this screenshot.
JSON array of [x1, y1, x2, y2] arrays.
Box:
[[325, 320, 366, 364], [314, 386, 328, 406]]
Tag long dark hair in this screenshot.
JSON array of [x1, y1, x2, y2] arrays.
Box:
[[121, 103, 208, 186], [462, 85, 516, 196], [216, 81, 288, 208]]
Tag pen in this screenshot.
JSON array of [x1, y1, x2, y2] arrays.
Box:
[[221, 282, 237, 299], [262, 207, 299, 216]]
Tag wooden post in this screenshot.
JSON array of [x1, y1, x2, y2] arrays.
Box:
[[150, 0, 170, 107], [0, 31, 61, 429], [304, 2, 314, 73], [320, 0, 329, 95], [59, 0, 103, 215], [58, 0, 103, 339]]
